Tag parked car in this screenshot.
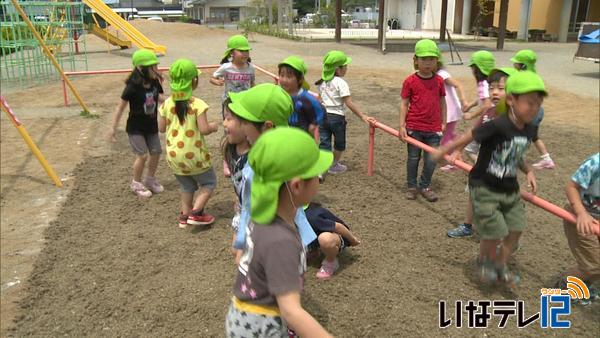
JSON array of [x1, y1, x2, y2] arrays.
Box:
[[147, 16, 164, 22]]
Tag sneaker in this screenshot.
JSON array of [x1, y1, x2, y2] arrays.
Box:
[[131, 180, 152, 198], [223, 159, 231, 177], [447, 223, 473, 238], [143, 176, 164, 193], [497, 264, 520, 289], [479, 260, 498, 284], [327, 162, 347, 174], [405, 188, 418, 200], [532, 158, 555, 170], [420, 187, 438, 202], [318, 174, 324, 184], [315, 259, 339, 280], [187, 209, 215, 226], [178, 213, 189, 228], [440, 164, 458, 172]]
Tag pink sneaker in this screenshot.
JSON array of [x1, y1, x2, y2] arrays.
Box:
[[315, 259, 339, 280], [143, 176, 164, 193], [440, 164, 458, 172], [131, 180, 152, 198], [532, 158, 555, 170]]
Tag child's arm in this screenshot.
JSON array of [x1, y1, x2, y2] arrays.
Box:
[[398, 97, 410, 141], [566, 180, 597, 235], [107, 99, 128, 142], [519, 159, 537, 194], [158, 116, 166, 133], [342, 96, 373, 123], [464, 98, 492, 120], [276, 292, 333, 338], [433, 130, 474, 163], [209, 76, 225, 86], [445, 77, 469, 109], [196, 109, 219, 135], [440, 97, 447, 131]]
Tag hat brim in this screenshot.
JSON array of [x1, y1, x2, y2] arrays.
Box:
[[300, 150, 333, 179], [415, 52, 439, 58], [227, 91, 262, 123], [343, 56, 352, 65]]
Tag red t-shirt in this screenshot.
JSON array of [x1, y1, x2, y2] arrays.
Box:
[[401, 73, 446, 132]]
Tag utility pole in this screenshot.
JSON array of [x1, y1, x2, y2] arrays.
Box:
[[335, 0, 341, 42], [496, 0, 509, 50], [439, 0, 448, 41]]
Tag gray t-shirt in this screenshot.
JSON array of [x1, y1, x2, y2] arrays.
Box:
[[233, 217, 306, 306], [213, 62, 255, 102]]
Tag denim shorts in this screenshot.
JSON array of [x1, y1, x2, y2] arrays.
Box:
[[174, 167, 217, 193], [318, 113, 346, 151], [128, 133, 162, 155]]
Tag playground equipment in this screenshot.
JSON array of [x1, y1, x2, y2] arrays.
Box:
[[1, 96, 62, 187], [1, 0, 88, 89], [367, 120, 600, 235], [83, 0, 166, 54], [87, 22, 131, 50]]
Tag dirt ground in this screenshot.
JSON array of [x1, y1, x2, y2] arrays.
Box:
[[1, 21, 599, 336]]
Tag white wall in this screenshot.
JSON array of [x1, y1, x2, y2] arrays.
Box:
[[387, 0, 457, 31], [388, 0, 418, 30], [422, 0, 456, 31]]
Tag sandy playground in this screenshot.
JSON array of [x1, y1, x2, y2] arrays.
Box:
[[1, 20, 599, 336]]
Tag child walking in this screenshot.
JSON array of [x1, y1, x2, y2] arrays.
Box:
[[435, 71, 546, 287], [158, 59, 219, 227], [437, 59, 469, 171], [317, 50, 373, 174], [107, 49, 165, 197], [399, 39, 447, 202], [226, 127, 333, 338], [210, 34, 255, 176], [278, 55, 326, 135], [305, 202, 361, 279], [227, 84, 317, 262], [222, 103, 250, 250], [511, 49, 556, 170]]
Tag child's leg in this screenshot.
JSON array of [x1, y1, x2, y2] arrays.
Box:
[[188, 168, 217, 224], [318, 232, 342, 263], [181, 191, 194, 215], [192, 187, 214, 211], [406, 130, 423, 190], [318, 118, 333, 151], [418, 132, 442, 190], [441, 121, 457, 146], [132, 155, 148, 182], [330, 115, 347, 163], [498, 231, 521, 265], [145, 133, 162, 178], [562, 206, 600, 283], [147, 153, 160, 177]]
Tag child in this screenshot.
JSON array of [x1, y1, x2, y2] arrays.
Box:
[[399, 39, 447, 202], [437, 59, 469, 171], [222, 102, 250, 250], [226, 127, 333, 338], [158, 59, 219, 227], [305, 202, 360, 279], [227, 84, 317, 262], [278, 55, 326, 135], [107, 49, 164, 198], [434, 71, 546, 287], [316, 50, 373, 174], [462, 50, 495, 121], [447, 67, 516, 238], [511, 49, 556, 170], [561, 153, 599, 303], [210, 34, 255, 177]]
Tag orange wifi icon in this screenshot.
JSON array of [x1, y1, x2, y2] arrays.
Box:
[[565, 276, 590, 300]]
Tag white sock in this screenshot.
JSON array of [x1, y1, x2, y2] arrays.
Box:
[[541, 153, 551, 160]]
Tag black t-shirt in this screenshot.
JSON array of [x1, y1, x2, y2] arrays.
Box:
[[121, 80, 163, 134], [469, 115, 538, 193], [226, 144, 248, 203]]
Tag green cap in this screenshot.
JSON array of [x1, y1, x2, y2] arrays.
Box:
[[510, 49, 537, 73], [224, 34, 251, 59], [321, 50, 352, 81], [279, 56, 310, 90], [228, 83, 293, 127], [506, 71, 547, 96], [169, 59, 199, 101], [132, 49, 159, 67], [414, 39, 440, 58], [249, 127, 333, 224], [489, 67, 518, 79], [468, 50, 496, 76]]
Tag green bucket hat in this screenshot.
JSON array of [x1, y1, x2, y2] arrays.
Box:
[[279, 56, 310, 90], [228, 83, 293, 127], [132, 49, 159, 67], [249, 127, 333, 224], [223, 34, 252, 59], [169, 59, 199, 101], [321, 50, 352, 81], [506, 71, 547, 96], [489, 67, 518, 79], [414, 39, 440, 58], [468, 50, 496, 76], [510, 49, 537, 73]]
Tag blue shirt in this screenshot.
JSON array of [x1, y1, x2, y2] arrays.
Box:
[[233, 163, 317, 249], [289, 89, 326, 132], [571, 153, 600, 217]]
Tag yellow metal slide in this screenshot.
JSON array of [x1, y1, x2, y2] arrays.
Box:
[[83, 0, 166, 54], [88, 23, 132, 49]]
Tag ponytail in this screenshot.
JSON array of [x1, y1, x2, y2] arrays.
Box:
[[315, 78, 324, 86], [175, 100, 188, 124]]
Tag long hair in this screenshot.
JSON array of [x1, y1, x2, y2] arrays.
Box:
[[175, 100, 188, 124], [471, 65, 487, 82], [125, 66, 154, 86], [221, 50, 252, 64]]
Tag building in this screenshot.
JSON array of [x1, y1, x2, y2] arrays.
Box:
[[183, 0, 252, 24]]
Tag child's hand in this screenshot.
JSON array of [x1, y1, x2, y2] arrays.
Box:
[[461, 100, 470, 110], [399, 126, 408, 142], [463, 112, 475, 120], [362, 115, 376, 124], [106, 128, 117, 143], [432, 149, 445, 163], [213, 78, 225, 86], [347, 234, 361, 247], [575, 212, 597, 235], [209, 122, 219, 133], [441, 123, 446, 132], [526, 171, 537, 194], [449, 150, 460, 165]]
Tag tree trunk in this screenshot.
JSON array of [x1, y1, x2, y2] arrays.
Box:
[[268, 0, 273, 29]]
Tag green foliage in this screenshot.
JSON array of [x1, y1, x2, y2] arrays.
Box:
[[240, 19, 301, 41]]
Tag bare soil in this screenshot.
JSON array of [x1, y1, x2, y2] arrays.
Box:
[[1, 20, 599, 337]]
